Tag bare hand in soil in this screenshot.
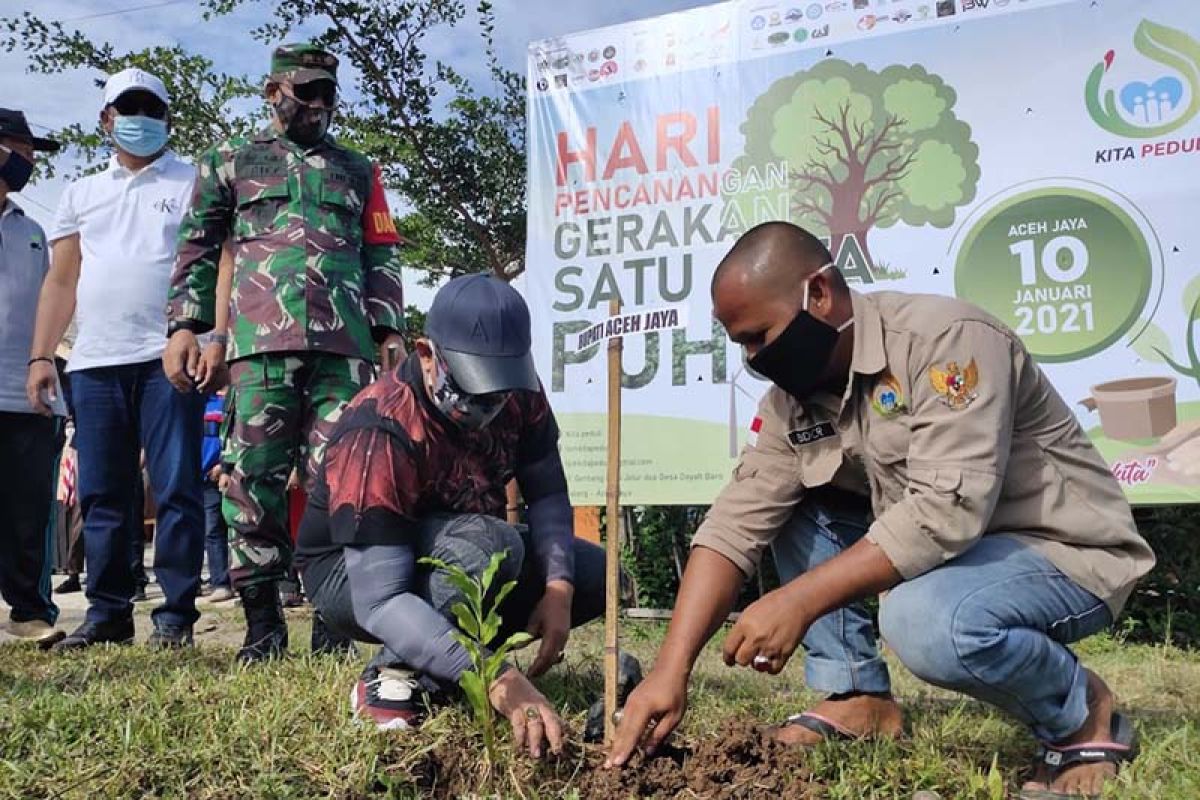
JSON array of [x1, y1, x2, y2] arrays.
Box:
[[722, 585, 810, 674], [606, 668, 688, 767], [488, 669, 565, 758], [525, 580, 573, 678]]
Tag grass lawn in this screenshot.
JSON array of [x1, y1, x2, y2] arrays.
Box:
[[0, 607, 1197, 799]]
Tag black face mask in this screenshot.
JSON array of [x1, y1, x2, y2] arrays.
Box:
[[274, 95, 331, 146], [0, 145, 33, 192], [747, 263, 853, 401]]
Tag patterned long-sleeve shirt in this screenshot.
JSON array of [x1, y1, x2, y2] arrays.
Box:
[[166, 128, 406, 362]]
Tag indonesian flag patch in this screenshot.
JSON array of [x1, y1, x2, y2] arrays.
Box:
[[748, 416, 763, 447]]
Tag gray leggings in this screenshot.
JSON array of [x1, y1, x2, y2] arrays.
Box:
[[305, 513, 607, 683]]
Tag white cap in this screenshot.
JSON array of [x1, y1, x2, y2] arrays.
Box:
[[102, 67, 170, 106]]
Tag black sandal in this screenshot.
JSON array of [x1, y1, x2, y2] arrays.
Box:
[[1018, 711, 1139, 799], [777, 711, 859, 741]]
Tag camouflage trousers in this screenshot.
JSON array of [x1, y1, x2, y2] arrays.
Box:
[[223, 353, 375, 589]]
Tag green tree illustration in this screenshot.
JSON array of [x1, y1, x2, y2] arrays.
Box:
[[733, 60, 980, 275]]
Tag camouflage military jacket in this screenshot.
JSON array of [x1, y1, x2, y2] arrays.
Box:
[[167, 128, 405, 362]]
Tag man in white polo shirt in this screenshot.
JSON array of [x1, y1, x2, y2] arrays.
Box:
[[26, 67, 206, 649]]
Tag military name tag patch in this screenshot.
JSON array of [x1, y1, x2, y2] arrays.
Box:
[[788, 422, 837, 447]]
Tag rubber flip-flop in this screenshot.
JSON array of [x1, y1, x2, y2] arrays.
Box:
[[1018, 711, 1140, 800], [776, 711, 860, 741]]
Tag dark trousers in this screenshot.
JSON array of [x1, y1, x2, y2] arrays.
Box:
[[71, 361, 205, 628], [131, 474, 148, 588], [203, 483, 230, 589], [303, 514, 606, 666], [0, 412, 59, 624]]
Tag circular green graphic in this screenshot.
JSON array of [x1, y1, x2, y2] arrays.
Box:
[[955, 187, 1153, 363]]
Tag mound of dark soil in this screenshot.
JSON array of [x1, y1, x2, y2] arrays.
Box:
[[410, 717, 821, 799]]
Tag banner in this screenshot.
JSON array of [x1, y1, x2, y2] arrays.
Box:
[[525, 0, 1200, 505]]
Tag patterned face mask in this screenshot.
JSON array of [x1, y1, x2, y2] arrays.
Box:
[[428, 347, 511, 431]]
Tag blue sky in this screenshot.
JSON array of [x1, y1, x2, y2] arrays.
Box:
[[4, 0, 707, 301]]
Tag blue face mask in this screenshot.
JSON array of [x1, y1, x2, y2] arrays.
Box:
[[112, 115, 168, 157]]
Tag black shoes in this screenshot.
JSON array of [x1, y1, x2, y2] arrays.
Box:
[[54, 575, 82, 594], [50, 618, 136, 652], [147, 623, 194, 649], [236, 582, 289, 664]]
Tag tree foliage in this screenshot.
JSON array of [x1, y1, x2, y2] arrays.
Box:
[[1, 0, 527, 282], [734, 59, 980, 270], [0, 11, 265, 174]]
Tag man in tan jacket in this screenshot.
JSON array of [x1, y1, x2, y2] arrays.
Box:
[[607, 222, 1154, 799]]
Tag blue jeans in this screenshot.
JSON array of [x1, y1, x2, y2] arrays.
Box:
[[71, 360, 205, 629], [203, 484, 230, 589], [773, 498, 1113, 742]]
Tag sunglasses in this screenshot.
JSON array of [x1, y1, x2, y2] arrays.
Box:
[[110, 93, 168, 120], [290, 80, 338, 107]]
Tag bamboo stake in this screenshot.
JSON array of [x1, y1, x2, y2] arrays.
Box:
[[603, 297, 623, 746]]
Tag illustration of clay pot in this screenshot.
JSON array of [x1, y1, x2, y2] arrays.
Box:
[[1079, 377, 1177, 441]]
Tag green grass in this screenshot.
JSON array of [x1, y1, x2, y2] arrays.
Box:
[[0, 610, 1197, 799]]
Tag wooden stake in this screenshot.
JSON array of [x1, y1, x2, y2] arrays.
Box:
[[604, 297, 623, 746]]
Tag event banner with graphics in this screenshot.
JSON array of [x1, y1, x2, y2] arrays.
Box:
[[525, 0, 1200, 505]]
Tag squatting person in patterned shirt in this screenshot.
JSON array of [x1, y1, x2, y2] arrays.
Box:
[[295, 274, 606, 757], [163, 43, 407, 663]]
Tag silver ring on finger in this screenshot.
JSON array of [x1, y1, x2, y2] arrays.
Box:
[[524, 706, 540, 720]]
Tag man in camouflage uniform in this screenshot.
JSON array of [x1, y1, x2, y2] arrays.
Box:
[[164, 43, 406, 663]]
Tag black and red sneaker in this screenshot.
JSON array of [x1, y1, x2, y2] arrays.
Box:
[[351, 665, 437, 730]]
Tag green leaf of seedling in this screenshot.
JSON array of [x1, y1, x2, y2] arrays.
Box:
[[491, 578, 518, 612], [445, 570, 483, 612], [491, 632, 534, 664], [480, 610, 500, 646], [480, 549, 508, 595], [459, 670, 489, 721], [451, 600, 480, 639]]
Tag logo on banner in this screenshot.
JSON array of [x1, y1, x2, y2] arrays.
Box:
[[731, 59, 980, 284], [1086, 20, 1200, 140]]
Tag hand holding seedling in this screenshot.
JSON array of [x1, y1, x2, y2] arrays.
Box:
[[488, 668, 565, 758], [421, 550, 567, 762]]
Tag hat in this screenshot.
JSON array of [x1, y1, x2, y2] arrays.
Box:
[[270, 43, 339, 85], [103, 67, 170, 106], [0, 108, 60, 152], [425, 274, 540, 395]]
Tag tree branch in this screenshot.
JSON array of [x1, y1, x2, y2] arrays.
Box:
[[810, 106, 855, 170], [862, 187, 903, 230], [792, 197, 834, 229], [310, 0, 505, 275], [861, 149, 918, 196], [860, 114, 906, 169]]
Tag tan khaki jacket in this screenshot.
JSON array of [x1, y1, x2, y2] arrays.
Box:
[[694, 291, 1155, 616]]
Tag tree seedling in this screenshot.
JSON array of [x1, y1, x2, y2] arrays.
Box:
[[420, 550, 532, 767]]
